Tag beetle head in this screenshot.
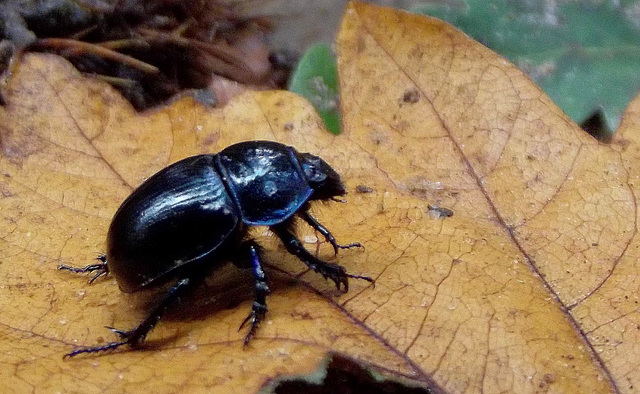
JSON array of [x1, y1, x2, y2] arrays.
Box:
[[298, 153, 346, 200]]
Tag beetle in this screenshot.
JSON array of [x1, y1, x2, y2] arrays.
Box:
[[59, 140, 373, 357]]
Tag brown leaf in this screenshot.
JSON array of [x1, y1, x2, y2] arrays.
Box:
[[0, 54, 417, 392], [1, 2, 638, 393], [337, 1, 639, 392]]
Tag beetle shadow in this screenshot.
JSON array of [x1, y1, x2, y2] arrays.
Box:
[[119, 244, 355, 351], [165, 264, 292, 322], [121, 261, 297, 346]]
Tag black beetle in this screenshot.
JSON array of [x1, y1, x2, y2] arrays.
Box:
[[59, 140, 373, 357]]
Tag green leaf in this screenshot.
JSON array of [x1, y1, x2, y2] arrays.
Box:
[[288, 43, 341, 134], [412, 0, 640, 134]]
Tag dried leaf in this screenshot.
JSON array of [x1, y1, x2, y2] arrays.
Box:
[[337, 1, 639, 392], [1, 1, 639, 393], [0, 54, 416, 392]]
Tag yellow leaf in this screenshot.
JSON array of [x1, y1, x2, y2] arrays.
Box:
[[1, 1, 638, 392], [337, 1, 637, 392], [0, 54, 409, 392]]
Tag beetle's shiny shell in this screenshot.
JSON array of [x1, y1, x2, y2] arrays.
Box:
[[105, 141, 318, 293], [107, 155, 238, 292]]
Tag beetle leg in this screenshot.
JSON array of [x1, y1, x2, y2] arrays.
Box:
[[234, 242, 270, 345], [271, 224, 374, 291], [64, 277, 195, 358], [58, 254, 109, 284], [300, 211, 364, 256]]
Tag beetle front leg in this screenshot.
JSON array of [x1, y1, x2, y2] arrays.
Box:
[[300, 210, 363, 255], [232, 242, 270, 345], [64, 277, 196, 358], [58, 254, 109, 284], [271, 223, 374, 291]]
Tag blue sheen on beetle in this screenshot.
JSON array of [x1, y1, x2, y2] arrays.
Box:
[[216, 141, 314, 225], [59, 140, 373, 357]]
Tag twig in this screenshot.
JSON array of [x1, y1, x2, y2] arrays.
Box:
[[34, 38, 159, 74], [88, 74, 137, 87], [137, 28, 256, 82], [97, 39, 151, 51]]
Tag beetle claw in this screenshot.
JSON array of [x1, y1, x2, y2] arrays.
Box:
[[239, 303, 267, 345], [324, 266, 375, 292], [313, 262, 350, 291], [346, 273, 376, 288], [58, 256, 109, 284], [330, 273, 347, 291], [330, 241, 364, 256], [63, 325, 141, 358], [105, 326, 130, 338], [63, 340, 129, 359]]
